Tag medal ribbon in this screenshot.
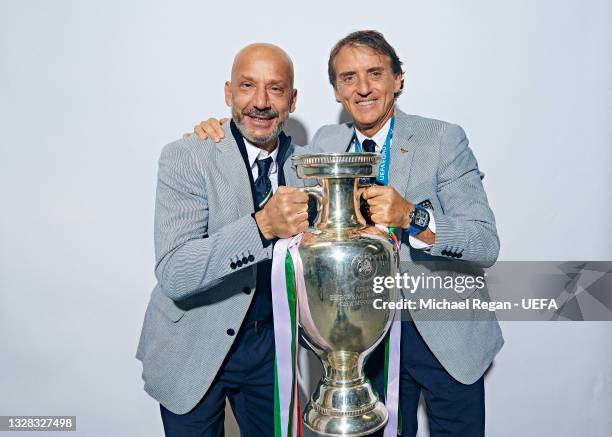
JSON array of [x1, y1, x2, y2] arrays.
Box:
[[353, 115, 395, 186]]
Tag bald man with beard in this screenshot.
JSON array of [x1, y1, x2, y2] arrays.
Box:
[[135, 44, 311, 437]]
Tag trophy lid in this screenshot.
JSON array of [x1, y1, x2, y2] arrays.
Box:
[[292, 153, 380, 179]]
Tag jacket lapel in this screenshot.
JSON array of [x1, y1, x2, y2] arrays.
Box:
[[388, 109, 416, 196], [214, 125, 254, 218]]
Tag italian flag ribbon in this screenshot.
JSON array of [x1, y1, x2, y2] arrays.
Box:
[[271, 232, 402, 437], [272, 234, 304, 437], [376, 224, 402, 436], [382, 297, 402, 437]]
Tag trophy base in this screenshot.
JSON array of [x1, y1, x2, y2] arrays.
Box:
[[302, 382, 388, 437]]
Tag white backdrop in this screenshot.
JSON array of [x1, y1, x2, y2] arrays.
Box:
[[1, 0, 611, 436]]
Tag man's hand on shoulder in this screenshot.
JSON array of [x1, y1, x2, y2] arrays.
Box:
[[255, 187, 309, 239], [183, 117, 228, 142]]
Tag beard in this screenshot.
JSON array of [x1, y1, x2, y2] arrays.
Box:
[[232, 106, 285, 146]]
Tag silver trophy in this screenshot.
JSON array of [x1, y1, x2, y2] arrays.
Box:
[[293, 153, 399, 436]]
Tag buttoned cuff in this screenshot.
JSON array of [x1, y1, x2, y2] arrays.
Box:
[[429, 213, 468, 259]]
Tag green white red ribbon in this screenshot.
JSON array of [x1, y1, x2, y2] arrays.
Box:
[[383, 302, 401, 437], [272, 235, 303, 437]]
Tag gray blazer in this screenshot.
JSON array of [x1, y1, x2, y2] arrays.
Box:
[[306, 109, 504, 384], [136, 124, 310, 414]]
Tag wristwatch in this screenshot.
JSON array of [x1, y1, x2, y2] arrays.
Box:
[[407, 204, 430, 235]]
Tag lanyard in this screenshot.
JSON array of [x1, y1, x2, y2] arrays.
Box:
[[353, 115, 395, 186]]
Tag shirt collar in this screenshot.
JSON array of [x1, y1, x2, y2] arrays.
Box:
[[354, 116, 393, 151], [244, 138, 279, 174]]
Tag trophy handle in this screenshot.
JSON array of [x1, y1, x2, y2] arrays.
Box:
[[299, 185, 323, 231], [356, 181, 374, 225]]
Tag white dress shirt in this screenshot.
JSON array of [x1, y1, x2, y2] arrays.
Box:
[[350, 118, 436, 250]]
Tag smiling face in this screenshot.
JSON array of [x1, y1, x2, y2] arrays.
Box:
[[224, 44, 297, 150], [332, 44, 402, 137]]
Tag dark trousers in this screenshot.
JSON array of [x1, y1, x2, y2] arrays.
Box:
[[366, 321, 485, 437], [160, 323, 275, 437]]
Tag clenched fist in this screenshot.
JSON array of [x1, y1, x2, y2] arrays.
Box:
[[362, 185, 413, 228], [255, 186, 309, 239]]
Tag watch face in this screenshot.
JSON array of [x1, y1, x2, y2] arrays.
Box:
[[414, 209, 428, 227]]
